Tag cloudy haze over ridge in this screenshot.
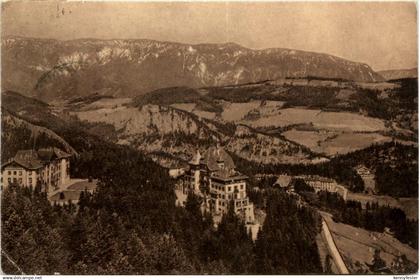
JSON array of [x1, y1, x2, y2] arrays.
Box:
[[2, 1, 417, 71]]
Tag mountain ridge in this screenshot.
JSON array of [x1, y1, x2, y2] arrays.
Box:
[[378, 68, 417, 80], [2, 36, 384, 102]]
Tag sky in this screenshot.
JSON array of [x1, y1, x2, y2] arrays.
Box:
[[2, 1, 417, 71]]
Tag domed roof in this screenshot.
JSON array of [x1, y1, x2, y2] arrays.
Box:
[[201, 146, 235, 171]]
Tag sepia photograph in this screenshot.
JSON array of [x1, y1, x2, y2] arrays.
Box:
[[0, 0, 418, 277]]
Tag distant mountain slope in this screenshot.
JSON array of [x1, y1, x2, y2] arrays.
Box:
[[378, 68, 417, 80], [133, 78, 418, 134], [1, 111, 77, 161], [2, 36, 383, 101]]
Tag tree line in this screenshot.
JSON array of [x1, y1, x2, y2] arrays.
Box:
[[2, 119, 323, 274], [304, 191, 418, 249], [231, 141, 418, 197]]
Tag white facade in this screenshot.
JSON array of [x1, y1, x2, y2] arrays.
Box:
[[296, 175, 348, 200], [1, 149, 71, 193], [168, 168, 185, 179], [208, 179, 255, 223], [2, 165, 39, 188], [60, 158, 70, 185]]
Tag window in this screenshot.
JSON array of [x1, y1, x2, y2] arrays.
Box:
[[29, 171, 32, 175], [18, 178, 22, 184], [228, 187, 232, 192], [7, 171, 11, 175], [19, 171, 22, 176], [13, 171, 17, 175], [7, 178, 11, 183], [29, 178, 32, 184], [13, 178, 17, 183]]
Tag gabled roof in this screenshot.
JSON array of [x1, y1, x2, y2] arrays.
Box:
[[1, 150, 44, 170], [2, 147, 71, 171], [15, 150, 36, 158]]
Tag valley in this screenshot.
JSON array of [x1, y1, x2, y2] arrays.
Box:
[[59, 76, 417, 167], [1, 37, 417, 276], [1, 1, 418, 276]]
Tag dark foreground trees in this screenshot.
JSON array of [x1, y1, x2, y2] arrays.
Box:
[[2, 129, 324, 274], [1, 184, 71, 274], [2, 184, 324, 274], [254, 191, 323, 274]]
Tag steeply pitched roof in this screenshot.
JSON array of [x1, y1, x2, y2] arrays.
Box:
[[2, 147, 71, 171], [3, 150, 44, 170]]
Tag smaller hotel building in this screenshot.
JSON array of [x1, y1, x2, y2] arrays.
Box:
[[1, 147, 71, 193]]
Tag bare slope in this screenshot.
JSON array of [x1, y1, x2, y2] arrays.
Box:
[[378, 68, 417, 80]]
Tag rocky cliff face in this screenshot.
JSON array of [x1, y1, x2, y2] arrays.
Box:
[[2, 37, 383, 101], [73, 104, 222, 143], [69, 100, 316, 164]]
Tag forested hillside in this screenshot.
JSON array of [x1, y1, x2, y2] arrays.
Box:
[[232, 142, 418, 197], [1, 100, 323, 274], [1, 111, 76, 161]]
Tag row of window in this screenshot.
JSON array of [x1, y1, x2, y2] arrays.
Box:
[[211, 191, 246, 200], [7, 170, 35, 176], [6, 177, 33, 184], [216, 200, 247, 207], [214, 200, 248, 210], [212, 183, 245, 193], [236, 200, 248, 207]]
